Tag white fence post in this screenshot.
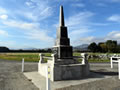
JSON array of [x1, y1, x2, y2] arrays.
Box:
[[118, 59, 120, 79], [110, 57, 113, 68], [22, 58, 24, 72], [46, 66, 50, 90], [81, 53, 85, 64], [39, 53, 44, 63], [81, 53, 88, 64], [38, 60, 40, 72]]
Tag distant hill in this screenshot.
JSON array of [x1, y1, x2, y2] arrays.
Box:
[[73, 44, 89, 52]]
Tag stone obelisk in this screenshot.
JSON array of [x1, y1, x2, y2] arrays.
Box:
[[54, 6, 73, 61], [38, 5, 90, 81]]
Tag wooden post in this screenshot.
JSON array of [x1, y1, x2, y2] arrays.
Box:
[[22, 58, 24, 72], [46, 66, 50, 90]]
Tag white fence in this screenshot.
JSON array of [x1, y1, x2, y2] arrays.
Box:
[[110, 57, 120, 79]]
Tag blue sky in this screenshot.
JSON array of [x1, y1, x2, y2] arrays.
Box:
[[0, 0, 120, 49]]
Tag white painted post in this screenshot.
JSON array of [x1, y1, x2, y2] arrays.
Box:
[[39, 53, 42, 62], [118, 59, 120, 79], [51, 54, 55, 65], [22, 58, 24, 72], [46, 66, 50, 90], [39, 53, 44, 63], [110, 57, 113, 68], [81, 53, 85, 64], [81, 53, 88, 64], [38, 60, 40, 72]]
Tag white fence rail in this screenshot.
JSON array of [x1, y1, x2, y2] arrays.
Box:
[[110, 57, 120, 79]]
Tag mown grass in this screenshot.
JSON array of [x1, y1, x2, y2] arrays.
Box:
[[0, 53, 51, 62], [0, 52, 110, 62]]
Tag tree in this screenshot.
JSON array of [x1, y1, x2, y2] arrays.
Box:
[[98, 43, 107, 53], [88, 42, 98, 52], [106, 40, 117, 53], [0, 47, 9, 52], [116, 45, 120, 53]]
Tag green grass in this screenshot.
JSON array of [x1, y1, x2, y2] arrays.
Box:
[[0, 52, 111, 63], [0, 53, 51, 62]]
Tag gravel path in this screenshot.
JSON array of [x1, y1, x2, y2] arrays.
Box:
[[0, 59, 39, 90], [0, 59, 119, 90]]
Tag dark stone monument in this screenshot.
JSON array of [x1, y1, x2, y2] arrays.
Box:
[[53, 6, 77, 65], [54, 6, 73, 59]]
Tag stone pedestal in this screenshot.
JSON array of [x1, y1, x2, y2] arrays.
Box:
[[50, 63, 89, 81], [38, 53, 90, 81], [38, 62, 89, 81]]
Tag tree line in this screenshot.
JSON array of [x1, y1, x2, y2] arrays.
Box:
[[88, 40, 120, 53], [0, 47, 52, 53]]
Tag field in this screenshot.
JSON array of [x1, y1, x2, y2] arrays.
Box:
[[0, 52, 110, 62], [0, 53, 51, 62]]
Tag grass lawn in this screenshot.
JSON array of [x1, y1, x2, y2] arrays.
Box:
[[0, 53, 51, 62], [0, 52, 110, 63]]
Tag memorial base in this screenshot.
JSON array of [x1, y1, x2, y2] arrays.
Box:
[[38, 62, 90, 81]]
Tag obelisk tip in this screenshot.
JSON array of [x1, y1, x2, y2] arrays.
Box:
[[59, 5, 65, 26]]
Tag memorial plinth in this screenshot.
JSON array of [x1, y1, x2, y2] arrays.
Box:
[[38, 6, 90, 81]]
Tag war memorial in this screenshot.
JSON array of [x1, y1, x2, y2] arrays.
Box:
[[23, 6, 120, 90], [38, 5, 90, 81]]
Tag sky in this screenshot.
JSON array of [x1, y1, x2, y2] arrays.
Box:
[[0, 0, 120, 49]]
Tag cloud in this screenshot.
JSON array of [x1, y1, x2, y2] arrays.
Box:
[[107, 15, 120, 22], [66, 11, 94, 27], [96, 3, 107, 7], [69, 29, 90, 36], [54, 11, 94, 31], [0, 14, 8, 20], [0, 29, 8, 36], [26, 30, 54, 42], [3, 20, 38, 30], [23, 0, 53, 21], [0, 40, 16, 49], [71, 3, 85, 7], [0, 7, 7, 14], [73, 36, 106, 45], [106, 31, 120, 40], [25, 2, 33, 6], [0, 7, 8, 20], [77, 36, 95, 44], [2, 19, 54, 43], [73, 30, 120, 45]]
